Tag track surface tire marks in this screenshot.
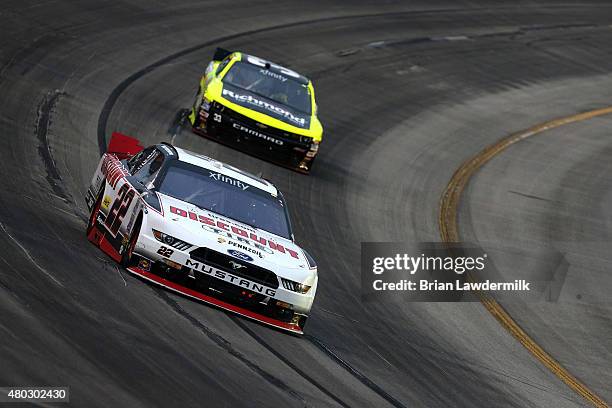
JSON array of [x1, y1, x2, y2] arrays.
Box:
[[1, 1, 612, 406]]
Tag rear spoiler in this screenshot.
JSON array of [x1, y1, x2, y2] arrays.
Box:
[[212, 47, 233, 61], [107, 132, 144, 160]]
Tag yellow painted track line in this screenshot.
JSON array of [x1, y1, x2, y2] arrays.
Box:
[[439, 106, 612, 408]]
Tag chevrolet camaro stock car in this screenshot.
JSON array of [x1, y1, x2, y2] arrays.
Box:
[[85, 134, 317, 333], [188, 48, 323, 173]]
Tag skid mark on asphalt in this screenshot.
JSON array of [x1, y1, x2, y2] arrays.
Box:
[[508, 190, 556, 203], [318, 307, 360, 323], [231, 318, 352, 408], [36, 90, 69, 200], [35, 90, 88, 223], [153, 289, 309, 407], [305, 335, 408, 408]]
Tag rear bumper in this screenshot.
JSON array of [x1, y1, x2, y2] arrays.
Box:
[[193, 104, 317, 172]]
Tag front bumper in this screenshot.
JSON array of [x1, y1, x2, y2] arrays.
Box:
[[193, 103, 318, 173], [133, 230, 314, 333], [127, 266, 305, 334]]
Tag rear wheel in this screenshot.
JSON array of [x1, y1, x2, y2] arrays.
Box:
[[86, 189, 104, 236]]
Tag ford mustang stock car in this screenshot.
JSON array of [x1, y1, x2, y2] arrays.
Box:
[[85, 133, 317, 333], [188, 48, 322, 173]]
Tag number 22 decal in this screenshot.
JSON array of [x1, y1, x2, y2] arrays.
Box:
[[157, 246, 174, 257], [105, 183, 135, 236]]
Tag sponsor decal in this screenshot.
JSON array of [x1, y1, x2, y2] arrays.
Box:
[[185, 258, 276, 296], [226, 239, 264, 259], [209, 171, 250, 190], [101, 155, 128, 189], [232, 122, 283, 145], [202, 224, 273, 256], [138, 258, 151, 271], [102, 195, 112, 210], [222, 88, 306, 127], [170, 205, 299, 259], [259, 69, 287, 82], [227, 249, 254, 262], [217, 237, 227, 244]]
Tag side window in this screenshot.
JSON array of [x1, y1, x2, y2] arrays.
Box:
[[127, 147, 152, 174], [215, 57, 231, 76], [131, 148, 164, 185]]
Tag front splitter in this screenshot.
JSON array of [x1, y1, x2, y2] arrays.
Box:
[[191, 126, 312, 174], [126, 266, 304, 335]]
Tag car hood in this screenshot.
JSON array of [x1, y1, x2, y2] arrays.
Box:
[[155, 193, 314, 282], [219, 83, 311, 129]]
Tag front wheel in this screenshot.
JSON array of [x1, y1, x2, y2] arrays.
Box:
[[120, 215, 142, 267], [298, 156, 316, 174], [190, 107, 201, 128], [191, 86, 203, 128]]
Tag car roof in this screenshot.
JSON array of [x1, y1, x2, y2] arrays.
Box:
[[237, 52, 310, 86], [170, 146, 279, 196]]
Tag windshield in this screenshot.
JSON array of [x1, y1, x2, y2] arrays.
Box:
[[158, 161, 292, 239], [222, 61, 311, 114]]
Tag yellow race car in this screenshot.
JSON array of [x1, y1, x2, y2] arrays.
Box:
[[188, 48, 322, 173]]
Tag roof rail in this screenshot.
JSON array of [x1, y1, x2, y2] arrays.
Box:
[[159, 142, 178, 156]]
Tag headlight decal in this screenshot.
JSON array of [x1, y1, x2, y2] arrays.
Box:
[[152, 229, 193, 251], [281, 278, 311, 294]]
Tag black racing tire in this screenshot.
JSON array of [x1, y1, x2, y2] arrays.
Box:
[[191, 108, 201, 129], [120, 214, 142, 267], [86, 188, 104, 236], [298, 314, 308, 331], [298, 156, 316, 174], [305, 156, 316, 173], [191, 86, 203, 128]]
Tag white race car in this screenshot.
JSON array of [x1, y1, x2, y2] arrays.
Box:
[[86, 133, 317, 333]]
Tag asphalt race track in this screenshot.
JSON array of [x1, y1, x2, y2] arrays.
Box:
[[1, 1, 612, 406]]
